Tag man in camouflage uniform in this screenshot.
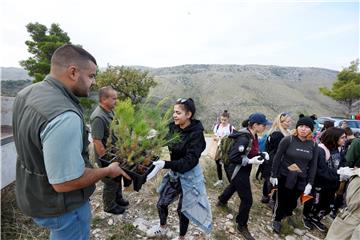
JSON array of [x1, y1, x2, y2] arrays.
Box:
[[90, 86, 129, 214]]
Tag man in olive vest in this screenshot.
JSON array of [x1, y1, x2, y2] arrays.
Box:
[[12, 44, 130, 240], [90, 86, 129, 214]]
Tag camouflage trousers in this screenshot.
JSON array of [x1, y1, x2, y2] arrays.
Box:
[[102, 176, 123, 211]]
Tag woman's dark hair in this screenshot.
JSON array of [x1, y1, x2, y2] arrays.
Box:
[[344, 127, 353, 136], [175, 98, 196, 119], [320, 127, 346, 150], [241, 119, 249, 128], [241, 119, 256, 128], [221, 110, 230, 118], [321, 120, 335, 132]]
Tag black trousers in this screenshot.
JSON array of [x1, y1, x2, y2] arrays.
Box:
[[303, 187, 336, 219], [218, 168, 253, 227], [157, 178, 189, 237], [215, 159, 223, 181], [273, 176, 302, 221]]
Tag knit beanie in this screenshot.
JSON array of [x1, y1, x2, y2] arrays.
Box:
[[296, 117, 314, 131]]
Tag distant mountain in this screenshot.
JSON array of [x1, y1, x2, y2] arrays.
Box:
[[146, 64, 343, 129], [0, 67, 32, 81], [1, 65, 344, 129]]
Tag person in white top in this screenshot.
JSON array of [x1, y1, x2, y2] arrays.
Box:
[[213, 110, 235, 187]]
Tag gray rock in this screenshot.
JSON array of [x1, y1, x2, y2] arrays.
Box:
[[285, 235, 297, 240], [226, 214, 234, 220], [294, 228, 305, 236], [305, 232, 322, 240]]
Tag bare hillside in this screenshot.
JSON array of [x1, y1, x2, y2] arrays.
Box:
[[148, 64, 343, 129]]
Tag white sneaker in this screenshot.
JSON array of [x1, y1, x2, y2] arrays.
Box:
[[213, 180, 224, 187], [146, 224, 167, 237]]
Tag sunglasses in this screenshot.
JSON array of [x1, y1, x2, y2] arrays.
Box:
[[280, 112, 290, 122], [280, 112, 290, 117], [176, 98, 189, 104]]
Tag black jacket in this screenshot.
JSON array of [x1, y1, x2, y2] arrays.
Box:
[[164, 120, 206, 174], [225, 129, 257, 177], [314, 147, 339, 190], [261, 130, 285, 178]]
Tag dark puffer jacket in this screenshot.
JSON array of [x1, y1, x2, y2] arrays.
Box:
[[164, 120, 206, 174], [314, 147, 340, 190]]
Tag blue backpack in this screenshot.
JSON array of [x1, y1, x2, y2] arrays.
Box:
[[258, 133, 269, 152]]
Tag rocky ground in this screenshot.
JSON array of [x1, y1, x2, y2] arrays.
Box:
[[88, 153, 329, 240], [1, 152, 331, 240]]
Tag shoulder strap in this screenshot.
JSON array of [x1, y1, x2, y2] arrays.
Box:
[[216, 124, 220, 131]]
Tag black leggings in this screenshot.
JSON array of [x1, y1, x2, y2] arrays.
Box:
[[273, 176, 302, 222], [157, 178, 189, 237], [303, 187, 336, 219], [215, 159, 223, 181]]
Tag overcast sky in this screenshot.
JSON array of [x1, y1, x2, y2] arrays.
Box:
[[0, 0, 358, 71]]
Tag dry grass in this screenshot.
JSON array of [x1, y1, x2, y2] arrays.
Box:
[[1, 183, 49, 240]]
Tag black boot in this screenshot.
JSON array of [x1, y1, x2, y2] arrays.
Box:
[[237, 225, 255, 240], [116, 197, 129, 207], [105, 204, 126, 215], [272, 220, 281, 233]]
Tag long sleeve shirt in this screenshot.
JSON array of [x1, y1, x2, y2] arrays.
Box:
[[271, 135, 318, 185]]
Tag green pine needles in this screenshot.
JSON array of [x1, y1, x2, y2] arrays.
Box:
[[109, 98, 179, 166]]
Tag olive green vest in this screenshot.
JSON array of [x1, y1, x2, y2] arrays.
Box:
[[90, 105, 114, 148], [12, 76, 96, 217]]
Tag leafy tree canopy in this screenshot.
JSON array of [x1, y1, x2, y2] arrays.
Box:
[[96, 65, 158, 105], [320, 59, 360, 116], [20, 22, 71, 83]]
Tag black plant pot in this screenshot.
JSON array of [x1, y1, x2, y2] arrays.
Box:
[[98, 155, 158, 192], [123, 163, 155, 192], [98, 154, 124, 183]]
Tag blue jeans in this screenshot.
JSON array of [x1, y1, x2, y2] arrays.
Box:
[[33, 201, 91, 240]]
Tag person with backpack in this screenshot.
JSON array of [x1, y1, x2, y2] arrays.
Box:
[[270, 116, 319, 233], [213, 110, 235, 187], [302, 127, 346, 232], [259, 112, 292, 204], [217, 112, 271, 240]]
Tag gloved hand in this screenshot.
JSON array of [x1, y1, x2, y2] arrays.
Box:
[[337, 167, 354, 177], [304, 183, 312, 195], [146, 160, 165, 181], [247, 156, 264, 165], [260, 152, 270, 161], [270, 177, 278, 186], [340, 174, 349, 181]]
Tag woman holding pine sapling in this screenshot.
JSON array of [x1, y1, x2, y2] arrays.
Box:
[[146, 98, 212, 240]]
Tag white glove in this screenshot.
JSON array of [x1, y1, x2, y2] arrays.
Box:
[[261, 152, 270, 161], [270, 177, 278, 186], [146, 160, 165, 181], [146, 129, 158, 139], [340, 174, 350, 181], [337, 167, 354, 177], [247, 156, 264, 165], [304, 183, 312, 195]]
